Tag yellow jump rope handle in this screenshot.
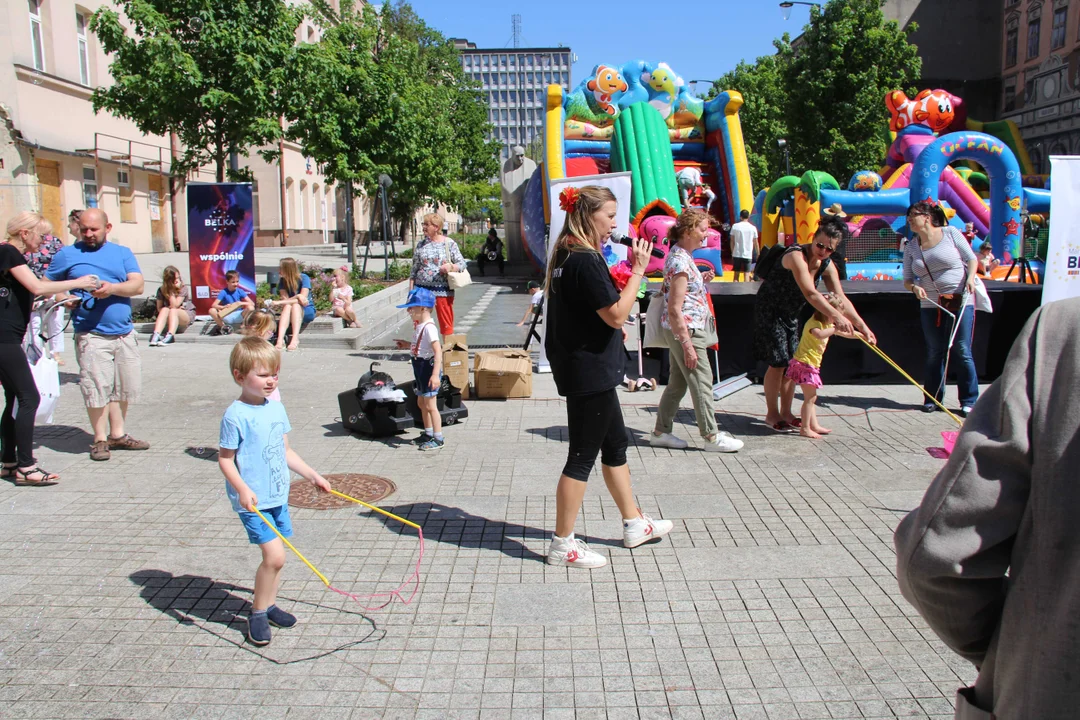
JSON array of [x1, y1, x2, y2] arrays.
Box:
[[857, 336, 964, 427], [250, 504, 331, 586]]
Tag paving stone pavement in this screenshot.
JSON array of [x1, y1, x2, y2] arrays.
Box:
[[0, 341, 977, 719]]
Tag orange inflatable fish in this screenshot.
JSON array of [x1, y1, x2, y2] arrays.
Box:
[[886, 89, 954, 133]]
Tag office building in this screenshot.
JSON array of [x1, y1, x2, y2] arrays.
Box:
[[451, 38, 573, 157]]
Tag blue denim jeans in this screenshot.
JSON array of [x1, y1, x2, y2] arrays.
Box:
[[920, 305, 979, 408]]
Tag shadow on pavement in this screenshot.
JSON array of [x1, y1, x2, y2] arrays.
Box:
[[130, 569, 382, 664], [32, 425, 94, 454], [369, 502, 625, 563], [184, 446, 218, 461]]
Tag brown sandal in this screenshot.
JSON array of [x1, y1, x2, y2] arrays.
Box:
[[14, 467, 60, 486]]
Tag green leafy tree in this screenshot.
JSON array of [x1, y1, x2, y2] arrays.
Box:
[[284, 2, 499, 241], [712, 39, 791, 192], [781, 0, 921, 183], [90, 0, 300, 181], [449, 180, 503, 226]]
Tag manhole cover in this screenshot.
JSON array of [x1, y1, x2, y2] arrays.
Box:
[[289, 474, 396, 510]]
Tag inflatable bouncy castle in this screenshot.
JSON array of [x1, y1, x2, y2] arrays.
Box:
[[754, 89, 1050, 281], [520, 61, 754, 273]]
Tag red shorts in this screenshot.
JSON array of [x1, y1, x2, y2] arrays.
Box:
[[435, 295, 454, 335]]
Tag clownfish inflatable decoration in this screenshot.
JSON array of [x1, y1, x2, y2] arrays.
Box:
[[886, 89, 955, 133]]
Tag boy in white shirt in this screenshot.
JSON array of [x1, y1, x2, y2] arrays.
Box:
[[516, 281, 543, 326], [398, 287, 445, 451], [729, 210, 759, 282]]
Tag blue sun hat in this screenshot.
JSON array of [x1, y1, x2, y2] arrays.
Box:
[[397, 286, 436, 309]]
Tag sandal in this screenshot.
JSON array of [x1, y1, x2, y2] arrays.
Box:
[[770, 421, 795, 433], [14, 467, 60, 486]]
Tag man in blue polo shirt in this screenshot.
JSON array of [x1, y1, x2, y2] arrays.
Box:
[[46, 209, 149, 461]]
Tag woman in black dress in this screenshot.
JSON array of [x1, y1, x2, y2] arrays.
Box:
[[1, 212, 98, 485], [544, 185, 675, 569], [753, 216, 876, 432]]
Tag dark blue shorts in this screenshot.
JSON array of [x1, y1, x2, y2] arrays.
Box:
[[238, 504, 293, 545], [412, 356, 441, 398]]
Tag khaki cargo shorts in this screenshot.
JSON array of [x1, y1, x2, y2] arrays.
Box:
[[74, 332, 142, 408]]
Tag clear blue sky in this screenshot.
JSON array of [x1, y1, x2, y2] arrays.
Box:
[[404, 0, 814, 91]]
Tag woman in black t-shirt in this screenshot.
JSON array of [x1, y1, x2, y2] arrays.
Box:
[[1, 212, 98, 486], [543, 185, 676, 569]]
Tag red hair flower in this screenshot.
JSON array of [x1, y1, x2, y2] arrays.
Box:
[[559, 186, 580, 213]]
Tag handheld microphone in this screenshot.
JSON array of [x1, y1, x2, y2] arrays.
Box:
[[612, 231, 666, 258]]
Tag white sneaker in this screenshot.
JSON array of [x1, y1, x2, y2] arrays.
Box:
[[148, 332, 161, 347], [623, 513, 674, 549], [704, 431, 744, 453], [546, 534, 607, 569], [649, 432, 688, 450]]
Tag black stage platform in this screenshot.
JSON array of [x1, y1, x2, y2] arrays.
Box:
[[642, 281, 1042, 385]]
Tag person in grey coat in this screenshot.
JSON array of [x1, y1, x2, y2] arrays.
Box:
[[894, 296, 1080, 720]]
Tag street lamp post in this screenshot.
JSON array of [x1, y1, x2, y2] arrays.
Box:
[[778, 138, 792, 176], [779, 1, 821, 20], [688, 79, 712, 97]]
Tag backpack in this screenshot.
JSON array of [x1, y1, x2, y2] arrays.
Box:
[[753, 244, 789, 281]]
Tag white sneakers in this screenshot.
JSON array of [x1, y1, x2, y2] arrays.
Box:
[[704, 431, 744, 453], [546, 535, 607, 568], [623, 514, 674, 548], [649, 432, 688, 449], [650, 431, 743, 453], [546, 513, 676, 569]]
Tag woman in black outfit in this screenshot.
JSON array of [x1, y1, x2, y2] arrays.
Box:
[[753, 216, 876, 432], [543, 185, 675, 569], [1, 212, 98, 485]]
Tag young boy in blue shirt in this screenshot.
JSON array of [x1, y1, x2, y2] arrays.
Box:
[[218, 337, 331, 646], [208, 270, 254, 335]]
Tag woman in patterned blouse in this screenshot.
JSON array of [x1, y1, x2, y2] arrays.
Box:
[[22, 218, 68, 365], [409, 213, 466, 336]]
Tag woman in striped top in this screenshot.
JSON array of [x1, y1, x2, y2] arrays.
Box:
[[902, 200, 980, 416]]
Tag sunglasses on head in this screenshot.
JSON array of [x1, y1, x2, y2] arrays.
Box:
[[814, 242, 835, 254]]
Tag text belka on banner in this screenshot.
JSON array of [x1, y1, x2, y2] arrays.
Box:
[[186, 183, 256, 317], [1045, 157, 1080, 305]]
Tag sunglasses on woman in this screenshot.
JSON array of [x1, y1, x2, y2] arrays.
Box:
[[814, 242, 835, 254]]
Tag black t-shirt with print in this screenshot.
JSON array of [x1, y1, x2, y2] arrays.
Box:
[[0, 243, 32, 344], [544, 246, 623, 396]]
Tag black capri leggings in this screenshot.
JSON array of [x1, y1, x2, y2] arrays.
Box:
[[0, 343, 40, 468], [562, 388, 629, 482]]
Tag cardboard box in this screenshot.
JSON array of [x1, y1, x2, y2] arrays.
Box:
[[474, 348, 532, 399], [443, 340, 470, 399], [443, 333, 468, 350]]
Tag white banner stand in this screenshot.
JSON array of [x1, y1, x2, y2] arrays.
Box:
[[1044, 156, 1080, 305]]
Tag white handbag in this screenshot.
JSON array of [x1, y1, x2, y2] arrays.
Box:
[[643, 292, 667, 349], [972, 276, 993, 313], [443, 240, 472, 290]]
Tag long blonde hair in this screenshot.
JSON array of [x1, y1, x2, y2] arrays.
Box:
[[544, 185, 617, 294], [668, 208, 710, 246], [5, 211, 45, 246], [279, 257, 301, 295], [161, 265, 183, 297]]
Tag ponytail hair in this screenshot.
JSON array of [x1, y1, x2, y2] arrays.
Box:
[[544, 185, 617, 295], [907, 200, 947, 228], [668, 208, 710, 245]]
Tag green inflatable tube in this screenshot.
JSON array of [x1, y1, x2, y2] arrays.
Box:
[[611, 102, 681, 218]]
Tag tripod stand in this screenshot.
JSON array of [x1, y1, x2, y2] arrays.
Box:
[[1003, 255, 1037, 284], [1004, 214, 1041, 284], [361, 175, 397, 280]]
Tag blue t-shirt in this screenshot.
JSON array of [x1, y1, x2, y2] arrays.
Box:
[[284, 273, 315, 321], [219, 399, 292, 513], [45, 241, 141, 335], [217, 287, 248, 304]]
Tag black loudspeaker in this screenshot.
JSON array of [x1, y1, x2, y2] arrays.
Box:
[[398, 376, 469, 427], [338, 388, 413, 437]]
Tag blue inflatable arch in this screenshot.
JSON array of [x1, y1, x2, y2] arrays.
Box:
[[909, 131, 1023, 260]]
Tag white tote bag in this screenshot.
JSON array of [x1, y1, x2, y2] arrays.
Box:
[[972, 276, 993, 313], [443, 240, 472, 290], [13, 350, 59, 425], [642, 292, 667, 349]]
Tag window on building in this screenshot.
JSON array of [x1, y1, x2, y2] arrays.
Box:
[[117, 168, 130, 187], [1004, 84, 1017, 112], [1028, 18, 1041, 59], [509, 55, 515, 67], [509, 109, 517, 122], [28, 0, 45, 71], [501, 90, 508, 104], [545, 72, 552, 84], [527, 90, 534, 104], [526, 55, 533, 68], [76, 12, 91, 85], [82, 166, 98, 208], [509, 72, 516, 85], [501, 109, 508, 121], [509, 90, 517, 103], [1052, 7, 1067, 49], [1006, 28, 1018, 66], [500, 54, 507, 66]]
